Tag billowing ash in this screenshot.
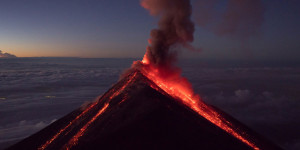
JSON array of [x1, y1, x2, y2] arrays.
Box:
[[131, 1, 266, 149], [141, 0, 195, 69], [139, 0, 265, 72]]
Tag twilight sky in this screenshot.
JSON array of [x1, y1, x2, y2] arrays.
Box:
[[0, 0, 299, 61]]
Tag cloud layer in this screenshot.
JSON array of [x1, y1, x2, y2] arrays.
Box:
[[0, 58, 299, 149]]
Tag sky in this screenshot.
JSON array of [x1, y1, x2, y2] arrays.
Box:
[[0, 0, 299, 61]]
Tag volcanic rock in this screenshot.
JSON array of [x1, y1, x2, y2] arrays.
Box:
[[7, 70, 282, 150]]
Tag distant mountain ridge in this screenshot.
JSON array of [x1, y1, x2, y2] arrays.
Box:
[[0, 50, 16, 58]]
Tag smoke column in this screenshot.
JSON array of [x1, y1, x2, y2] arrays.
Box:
[[128, 1, 264, 149], [132, 1, 262, 149], [141, 0, 195, 70]]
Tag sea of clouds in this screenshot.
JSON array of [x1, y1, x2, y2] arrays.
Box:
[[0, 58, 299, 149]]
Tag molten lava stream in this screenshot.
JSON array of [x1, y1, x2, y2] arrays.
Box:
[[39, 73, 137, 150], [38, 101, 99, 150], [139, 61, 259, 150], [63, 73, 136, 149], [64, 103, 110, 150], [65, 94, 130, 149], [109, 72, 137, 99]]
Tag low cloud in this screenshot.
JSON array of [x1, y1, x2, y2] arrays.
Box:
[[0, 119, 56, 143], [234, 89, 251, 101]]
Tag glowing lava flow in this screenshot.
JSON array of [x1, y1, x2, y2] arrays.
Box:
[[109, 72, 137, 99], [39, 73, 137, 150], [138, 59, 260, 150], [63, 73, 137, 149], [64, 103, 110, 150], [64, 92, 131, 149], [38, 101, 99, 150]]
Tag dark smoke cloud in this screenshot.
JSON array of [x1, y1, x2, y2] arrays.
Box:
[[141, 0, 195, 68], [0, 50, 17, 58], [195, 0, 265, 39]]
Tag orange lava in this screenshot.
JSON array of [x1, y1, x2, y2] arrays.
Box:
[[109, 72, 137, 99], [64, 103, 110, 150], [118, 94, 128, 105], [39, 73, 137, 150], [62, 73, 137, 149], [38, 101, 99, 150], [137, 56, 260, 150]]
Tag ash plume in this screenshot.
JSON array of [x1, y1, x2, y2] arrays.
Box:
[[195, 0, 265, 39], [141, 0, 195, 68], [0, 50, 16, 58]]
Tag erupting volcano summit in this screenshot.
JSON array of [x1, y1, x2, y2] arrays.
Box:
[[8, 0, 282, 149], [8, 70, 281, 150]]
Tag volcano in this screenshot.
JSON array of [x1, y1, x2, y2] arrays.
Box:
[[7, 70, 281, 150]]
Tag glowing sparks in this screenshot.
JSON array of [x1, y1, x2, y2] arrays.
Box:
[[138, 60, 259, 150]]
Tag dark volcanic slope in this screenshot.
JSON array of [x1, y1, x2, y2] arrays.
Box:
[[7, 71, 282, 150]]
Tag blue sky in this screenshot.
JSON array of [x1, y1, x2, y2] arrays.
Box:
[[0, 0, 299, 61]]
